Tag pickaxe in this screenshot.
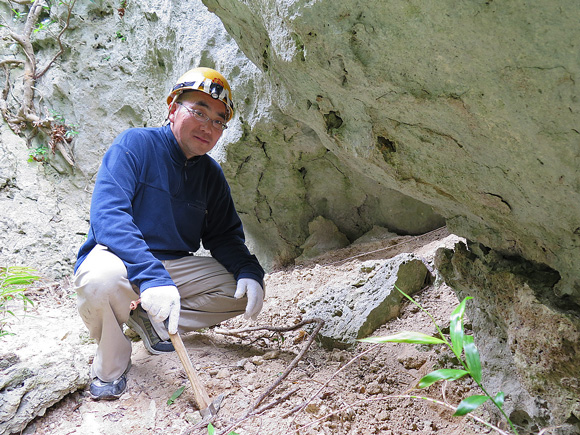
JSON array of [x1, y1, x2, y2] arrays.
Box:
[[130, 299, 224, 420]]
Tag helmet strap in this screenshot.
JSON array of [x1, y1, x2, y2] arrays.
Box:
[[166, 93, 181, 122]]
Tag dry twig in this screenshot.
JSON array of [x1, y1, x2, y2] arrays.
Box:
[[36, 0, 77, 79], [295, 394, 513, 435], [283, 343, 381, 419], [210, 318, 324, 435]]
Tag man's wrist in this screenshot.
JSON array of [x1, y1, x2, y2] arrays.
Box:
[[236, 273, 264, 288]]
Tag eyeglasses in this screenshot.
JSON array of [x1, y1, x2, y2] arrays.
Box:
[[177, 103, 228, 131]]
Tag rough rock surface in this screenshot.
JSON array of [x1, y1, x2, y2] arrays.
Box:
[[0, 306, 94, 435], [296, 215, 351, 262], [1, 0, 254, 275], [299, 253, 432, 348], [199, 1, 580, 429], [204, 0, 580, 302], [0, 0, 443, 274], [436, 242, 580, 432], [0, 125, 86, 278], [2, 231, 496, 435], [1, 0, 579, 432]]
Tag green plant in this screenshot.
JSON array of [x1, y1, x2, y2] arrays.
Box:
[[26, 109, 79, 164], [360, 286, 519, 435], [207, 423, 238, 435], [26, 109, 79, 165], [167, 385, 185, 405], [115, 30, 126, 41], [117, 0, 127, 18], [11, 8, 27, 22], [0, 266, 39, 337], [28, 144, 49, 162], [34, 17, 54, 33]]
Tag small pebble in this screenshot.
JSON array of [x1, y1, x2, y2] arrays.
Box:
[[216, 368, 229, 379], [262, 350, 280, 360], [250, 356, 264, 365]]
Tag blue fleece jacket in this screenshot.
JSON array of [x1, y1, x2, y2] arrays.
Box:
[[75, 124, 264, 292]]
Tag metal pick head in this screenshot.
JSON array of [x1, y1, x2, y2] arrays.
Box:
[[199, 393, 225, 420]]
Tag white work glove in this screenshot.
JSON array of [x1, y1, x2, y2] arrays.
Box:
[[234, 278, 264, 320], [140, 285, 180, 335]]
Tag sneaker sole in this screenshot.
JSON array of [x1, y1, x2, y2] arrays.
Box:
[[89, 391, 124, 400], [126, 316, 172, 355]]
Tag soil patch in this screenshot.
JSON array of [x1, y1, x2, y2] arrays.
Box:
[[9, 228, 495, 435]]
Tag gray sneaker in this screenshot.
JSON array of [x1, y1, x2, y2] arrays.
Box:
[[89, 374, 127, 400], [89, 361, 131, 401], [126, 306, 175, 355]]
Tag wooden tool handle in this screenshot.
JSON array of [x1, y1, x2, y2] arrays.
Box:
[[169, 332, 211, 409]]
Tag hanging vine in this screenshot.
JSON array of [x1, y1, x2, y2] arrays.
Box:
[[0, 0, 80, 166]]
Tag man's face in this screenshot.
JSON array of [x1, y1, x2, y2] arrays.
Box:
[[168, 91, 227, 159]]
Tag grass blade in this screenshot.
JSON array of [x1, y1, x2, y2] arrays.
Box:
[[360, 331, 446, 345], [454, 394, 490, 416], [494, 391, 505, 408], [417, 369, 469, 388], [167, 385, 185, 405], [449, 296, 472, 357], [463, 335, 482, 383], [3, 276, 38, 286]]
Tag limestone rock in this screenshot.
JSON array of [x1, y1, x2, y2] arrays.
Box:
[[436, 242, 580, 434], [204, 0, 580, 302], [0, 306, 94, 435], [1, 1, 579, 432], [352, 226, 399, 245], [0, 344, 91, 435], [298, 253, 431, 348], [1, 0, 446, 276], [296, 216, 351, 262], [0, 124, 87, 280]]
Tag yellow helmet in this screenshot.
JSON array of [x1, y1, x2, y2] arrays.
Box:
[[167, 67, 234, 122]]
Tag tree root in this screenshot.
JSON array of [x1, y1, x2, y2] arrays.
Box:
[[208, 318, 324, 435], [1, 0, 78, 167]]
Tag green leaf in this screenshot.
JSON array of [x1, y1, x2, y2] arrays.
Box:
[[453, 394, 489, 416], [417, 369, 469, 388], [449, 296, 472, 357], [4, 276, 37, 286], [494, 391, 505, 408], [359, 331, 446, 345], [207, 423, 215, 435], [167, 385, 185, 405], [463, 335, 482, 383], [1, 289, 23, 296]]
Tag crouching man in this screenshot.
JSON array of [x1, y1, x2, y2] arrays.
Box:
[[74, 67, 264, 400]]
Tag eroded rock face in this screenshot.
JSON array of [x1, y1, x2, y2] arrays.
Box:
[[203, 0, 580, 301], [197, 2, 580, 428], [0, 306, 94, 435], [436, 242, 580, 433], [1, 0, 579, 431], [0, 0, 442, 274]]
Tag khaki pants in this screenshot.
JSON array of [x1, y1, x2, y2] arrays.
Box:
[[74, 244, 246, 382]]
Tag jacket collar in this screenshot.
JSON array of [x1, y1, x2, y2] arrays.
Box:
[[162, 124, 202, 165]]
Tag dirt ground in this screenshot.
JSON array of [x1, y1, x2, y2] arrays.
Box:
[[12, 227, 499, 435]]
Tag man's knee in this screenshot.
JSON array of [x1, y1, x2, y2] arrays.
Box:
[[75, 245, 130, 302]]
